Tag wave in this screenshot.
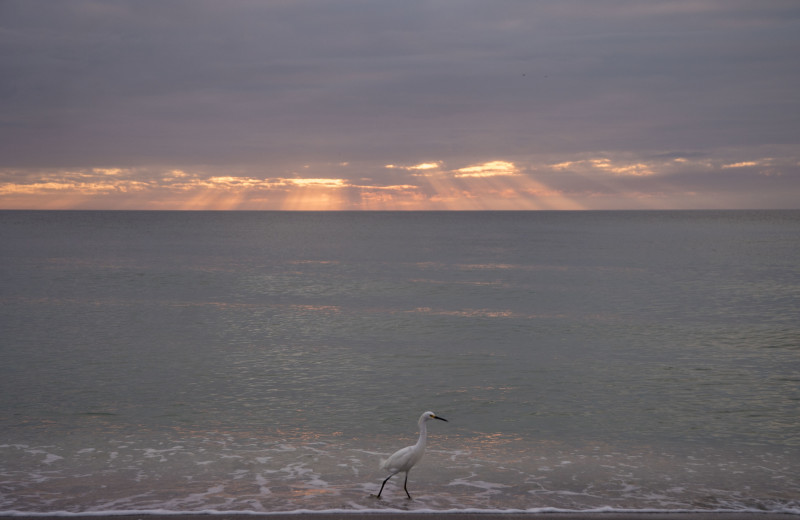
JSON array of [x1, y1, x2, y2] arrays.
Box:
[[3, 507, 800, 517]]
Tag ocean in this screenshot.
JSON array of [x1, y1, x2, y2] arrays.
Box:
[[1, 210, 798, 514]]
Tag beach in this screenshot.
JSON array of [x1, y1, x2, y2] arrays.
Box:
[[1, 513, 792, 520]]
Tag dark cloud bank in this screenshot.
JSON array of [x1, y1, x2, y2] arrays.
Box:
[[1, 0, 799, 208]]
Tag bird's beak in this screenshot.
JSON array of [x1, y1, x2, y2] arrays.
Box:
[[434, 415, 448, 422]]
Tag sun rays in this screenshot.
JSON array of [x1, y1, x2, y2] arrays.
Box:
[[1, 152, 795, 210], [388, 159, 583, 210]]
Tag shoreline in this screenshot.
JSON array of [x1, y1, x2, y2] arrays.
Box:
[[2, 513, 798, 520]]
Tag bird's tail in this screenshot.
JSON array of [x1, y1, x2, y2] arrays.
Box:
[[379, 457, 387, 469]]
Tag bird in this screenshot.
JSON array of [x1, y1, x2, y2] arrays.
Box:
[[375, 411, 448, 500]]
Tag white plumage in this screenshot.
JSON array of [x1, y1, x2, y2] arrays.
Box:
[[375, 411, 448, 499]]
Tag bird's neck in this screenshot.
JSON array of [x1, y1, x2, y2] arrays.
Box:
[[415, 419, 428, 448]]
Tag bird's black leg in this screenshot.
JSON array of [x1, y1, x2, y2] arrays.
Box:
[[376, 474, 393, 498], [403, 472, 412, 500]]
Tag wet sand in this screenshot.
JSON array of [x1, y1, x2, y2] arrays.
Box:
[[0, 513, 789, 520]]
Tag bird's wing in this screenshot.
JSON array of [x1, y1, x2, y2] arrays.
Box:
[[380, 445, 414, 472]]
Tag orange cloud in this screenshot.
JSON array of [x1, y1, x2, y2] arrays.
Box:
[[385, 162, 442, 171], [283, 178, 347, 188], [0, 160, 585, 210], [454, 160, 519, 178], [6, 149, 790, 210], [722, 160, 760, 169], [406, 160, 582, 210], [551, 157, 654, 176]]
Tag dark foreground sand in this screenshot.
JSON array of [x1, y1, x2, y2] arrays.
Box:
[[1, 514, 791, 520]]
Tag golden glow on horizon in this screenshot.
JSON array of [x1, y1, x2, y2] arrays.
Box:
[[413, 163, 584, 210], [0, 161, 593, 211], [2, 152, 787, 210]]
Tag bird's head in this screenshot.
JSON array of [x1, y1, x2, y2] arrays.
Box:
[[422, 411, 448, 423]]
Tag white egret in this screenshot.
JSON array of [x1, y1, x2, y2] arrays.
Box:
[[375, 411, 448, 499]]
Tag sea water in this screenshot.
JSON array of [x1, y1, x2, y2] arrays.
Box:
[[1, 210, 798, 514]]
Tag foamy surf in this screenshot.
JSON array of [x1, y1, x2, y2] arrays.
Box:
[[2, 507, 800, 516], [1, 434, 798, 515]]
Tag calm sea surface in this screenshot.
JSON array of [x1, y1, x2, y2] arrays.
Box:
[[1, 210, 798, 514]]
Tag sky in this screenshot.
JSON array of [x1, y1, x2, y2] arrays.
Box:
[[1, 0, 799, 210]]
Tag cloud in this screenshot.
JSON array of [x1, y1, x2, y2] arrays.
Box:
[[0, 0, 799, 209], [3, 147, 799, 210], [551, 158, 654, 177], [386, 160, 520, 178], [722, 161, 761, 169], [385, 162, 442, 171], [454, 161, 519, 178]]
